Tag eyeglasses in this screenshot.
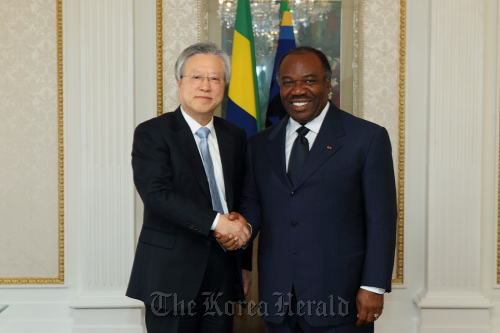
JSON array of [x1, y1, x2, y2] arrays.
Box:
[[180, 74, 224, 85]]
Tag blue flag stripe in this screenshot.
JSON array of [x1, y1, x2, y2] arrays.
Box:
[[265, 2, 297, 127], [280, 26, 295, 40], [269, 38, 297, 100], [226, 98, 257, 135]]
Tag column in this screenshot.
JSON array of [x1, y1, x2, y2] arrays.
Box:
[[415, 0, 492, 332], [69, 0, 142, 332]]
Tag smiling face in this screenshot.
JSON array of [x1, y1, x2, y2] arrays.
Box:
[[279, 52, 331, 125], [177, 53, 226, 125]]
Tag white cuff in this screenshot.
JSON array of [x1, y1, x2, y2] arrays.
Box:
[[210, 213, 220, 231], [247, 223, 253, 237], [360, 286, 385, 294]]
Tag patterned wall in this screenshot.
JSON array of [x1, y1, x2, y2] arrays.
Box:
[[0, 0, 61, 280], [160, 0, 206, 113]]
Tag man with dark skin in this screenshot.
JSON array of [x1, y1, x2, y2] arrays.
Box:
[[218, 46, 397, 333]]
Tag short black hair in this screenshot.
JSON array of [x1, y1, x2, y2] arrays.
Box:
[[277, 46, 332, 84]]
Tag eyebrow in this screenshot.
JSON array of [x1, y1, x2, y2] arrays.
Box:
[[187, 70, 222, 75], [281, 74, 319, 80]]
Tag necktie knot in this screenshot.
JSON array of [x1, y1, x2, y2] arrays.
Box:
[[296, 126, 309, 137], [196, 127, 210, 139], [296, 126, 309, 144]]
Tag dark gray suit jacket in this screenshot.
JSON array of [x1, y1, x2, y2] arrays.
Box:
[[126, 108, 250, 308], [240, 104, 397, 326]]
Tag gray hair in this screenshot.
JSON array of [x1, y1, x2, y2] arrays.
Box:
[[174, 42, 231, 84]]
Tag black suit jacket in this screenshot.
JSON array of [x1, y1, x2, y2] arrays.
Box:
[[126, 108, 249, 308], [240, 104, 397, 326]]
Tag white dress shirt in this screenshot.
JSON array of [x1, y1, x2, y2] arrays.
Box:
[[180, 108, 227, 230], [284, 102, 385, 295], [285, 102, 329, 170]]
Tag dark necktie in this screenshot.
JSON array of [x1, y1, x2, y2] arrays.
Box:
[[287, 126, 310, 185], [195, 127, 224, 214]]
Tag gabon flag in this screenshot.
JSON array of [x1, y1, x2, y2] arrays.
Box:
[[265, 1, 296, 127], [226, 0, 261, 137]]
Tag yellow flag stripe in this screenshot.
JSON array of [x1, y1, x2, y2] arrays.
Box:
[[282, 11, 293, 26], [229, 30, 258, 119]]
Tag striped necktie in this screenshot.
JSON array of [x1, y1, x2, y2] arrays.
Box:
[[287, 125, 310, 185], [196, 127, 224, 213]]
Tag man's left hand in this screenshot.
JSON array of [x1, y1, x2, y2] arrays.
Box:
[[355, 288, 384, 326], [242, 269, 252, 296]]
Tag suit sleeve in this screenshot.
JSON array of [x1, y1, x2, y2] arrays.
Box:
[[132, 121, 217, 237], [240, 243, 253, 271], [239, 138, 262, 241], [360, 126, 398, 292]]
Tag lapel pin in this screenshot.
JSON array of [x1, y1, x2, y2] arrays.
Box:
[[327, 146, 332, 150]]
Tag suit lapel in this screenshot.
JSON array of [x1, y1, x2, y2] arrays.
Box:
[[214, 118, 235, 211], [170, 109, 212, 202], [264, 119, 290, 188], [293, 104, 345, 188]]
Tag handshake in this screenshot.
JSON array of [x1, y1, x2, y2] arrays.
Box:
[[213, 212, 251, 251]]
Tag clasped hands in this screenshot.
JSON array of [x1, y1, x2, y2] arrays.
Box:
[[213, 212, 250, 251]]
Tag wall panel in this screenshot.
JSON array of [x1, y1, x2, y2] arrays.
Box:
[[0, 0, 63, 284]]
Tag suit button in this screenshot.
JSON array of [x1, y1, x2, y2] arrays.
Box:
[[290, 191, 296, 196], [291, 221, 298, 226], [205, 241, 211, 247]]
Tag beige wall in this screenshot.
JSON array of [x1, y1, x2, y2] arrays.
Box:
[[0, 0, 60, 281]]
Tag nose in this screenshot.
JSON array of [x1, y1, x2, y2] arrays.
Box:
[[199, 77, 211, 91], [290, 81, 307, 95]]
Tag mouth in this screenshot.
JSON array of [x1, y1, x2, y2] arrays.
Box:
[[290, 101, 311, 110], [292, 101, 309, 106]]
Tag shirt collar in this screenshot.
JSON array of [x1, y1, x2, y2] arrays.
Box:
[[180, 106, 215, 135], [287, 101, 330, 134]]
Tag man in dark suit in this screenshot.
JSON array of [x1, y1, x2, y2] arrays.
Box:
[[220, 46, 397, 332], [126, 42, 252, 333]]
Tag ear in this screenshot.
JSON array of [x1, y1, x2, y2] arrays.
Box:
[[176, 79, 181, 89], [326, 77, 332, 90]]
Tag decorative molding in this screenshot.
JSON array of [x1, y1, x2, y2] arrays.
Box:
[[352, 0, 365, 118], [57, 0, 65, 286], [156, 0, 163, 116], [0, 0, 64, 285], [198, 0, 208, 42], [394, 0, 406, 285], [497, 0, 500, 286]]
